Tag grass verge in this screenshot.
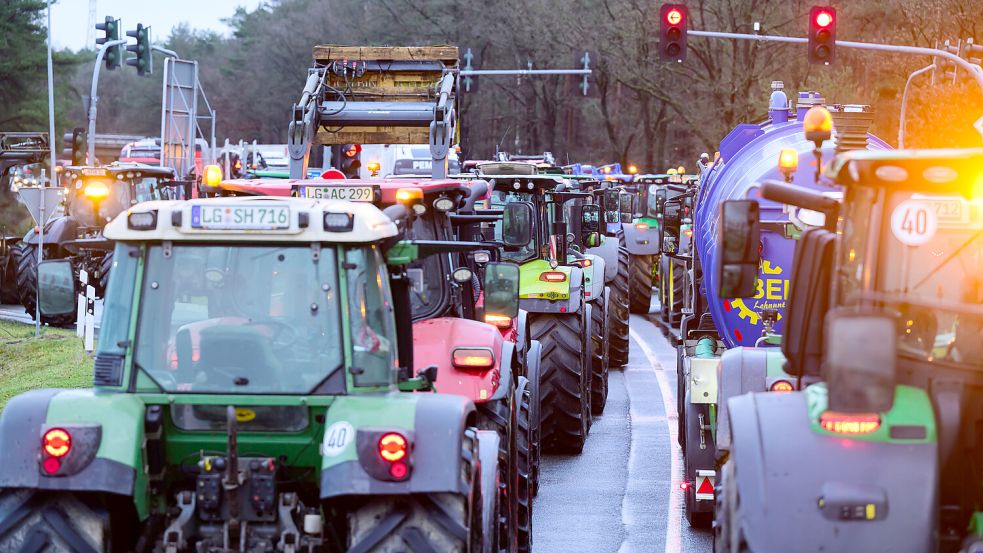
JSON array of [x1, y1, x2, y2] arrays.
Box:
[[0, 320, 92, 411]]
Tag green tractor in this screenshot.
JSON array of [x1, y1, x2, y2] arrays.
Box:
[[714, 148, 983, 552], [0, 196, 510, 552], [476, 161, 606, 452]]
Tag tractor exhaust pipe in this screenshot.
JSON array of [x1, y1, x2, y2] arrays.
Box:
[[830, 105, 874, 153]]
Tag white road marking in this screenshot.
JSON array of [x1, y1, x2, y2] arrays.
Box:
[[629, 326, 683, 553]]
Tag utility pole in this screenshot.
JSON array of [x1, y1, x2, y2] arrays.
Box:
[[87, 38, 126, 163]]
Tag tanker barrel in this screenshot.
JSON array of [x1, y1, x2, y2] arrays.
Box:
[[759, 179, 839, 224]]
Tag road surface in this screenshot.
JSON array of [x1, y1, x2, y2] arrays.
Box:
[[533, 313, 713, 553]]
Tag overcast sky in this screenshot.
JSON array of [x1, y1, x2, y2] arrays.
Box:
[[50, 0, 266, 51]]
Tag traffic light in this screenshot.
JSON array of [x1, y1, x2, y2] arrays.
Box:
[[95, 16, 121, 70], [126, 23, 152, 76], [68, 128, 87, 166], [808, 6, 836, 65], [659, 4, 688, 62], [339, 144, 362, 179]]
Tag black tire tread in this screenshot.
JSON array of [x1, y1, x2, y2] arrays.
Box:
[[628, 254, 653, 314], [13, 244, 75, 328], [589, 297, 609, 414], [608, 244, 631, 367], [530, 313, 590, 454]]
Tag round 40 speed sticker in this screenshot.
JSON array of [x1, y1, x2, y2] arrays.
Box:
[[891, 200, 938, 246], [322, 421, 355, 457]]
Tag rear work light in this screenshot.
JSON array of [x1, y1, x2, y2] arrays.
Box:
[[485, 314, 513, 329], [127, 210, 157, 230], [770, 380, 794, 393], [452, 347, 495, 369], [540, 271, 567, 282], [635, 223, 650, 230], [323, 212, 354, 232], [819, 412, 881, 434], [43, 428, 72, 457]]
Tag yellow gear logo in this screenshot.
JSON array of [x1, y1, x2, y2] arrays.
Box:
[[728, 261, 784, 326]]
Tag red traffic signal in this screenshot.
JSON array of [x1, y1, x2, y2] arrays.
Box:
[[808, 6, 836, 65], [659, 4, 688, 62]]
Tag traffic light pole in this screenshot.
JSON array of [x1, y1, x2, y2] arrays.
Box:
[[687, 30, 983, 94], [87, 38, 128, 164]]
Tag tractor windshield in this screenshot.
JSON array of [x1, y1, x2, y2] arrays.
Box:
[[407, 212, 451, 320], [837, 186, 983, 367], [134, 244, 344, 394]]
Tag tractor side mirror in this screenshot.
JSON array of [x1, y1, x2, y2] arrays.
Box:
[[502, 202, 533, 248], [717, 199, 760, 299], [483, 262, 520, 319], [580, 204, 600, 245], [619, 193, 633, 223], [37, 259, 76, 318], [824, 309, 897, 413]]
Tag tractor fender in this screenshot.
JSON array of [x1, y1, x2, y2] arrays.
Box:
[[514, 309, 529, 357], [715, 347, 768, 453], [476, 429, 501, 550], [586, 235, 620, 283], [488, 340, 515, 401], [519, 267, 583, 314], [0, 389, 143, 501], [321, 393, 476, 498], [583, 255, 606, 302], [727, 392, 937, 552], [620, 222, 661, 256], [20, 216, 79, 248], [413, 317, 506, 401]]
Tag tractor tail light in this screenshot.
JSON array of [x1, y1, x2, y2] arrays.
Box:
[[819, 412, 881, 434], [770, 380, 794, 393], [43, 428, 72, 458], [540, 271, 566, 282], [452, 347, 495, 369], [484, 314, 513, 329], [635, 223, 649, 230], [379, 433, 407, 462]]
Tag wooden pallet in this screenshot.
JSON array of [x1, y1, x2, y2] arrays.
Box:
[[312, 45, 459, 66], [316, 127, 429, 146]]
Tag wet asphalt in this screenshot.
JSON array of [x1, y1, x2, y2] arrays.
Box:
[[532, 310, 713, 553]]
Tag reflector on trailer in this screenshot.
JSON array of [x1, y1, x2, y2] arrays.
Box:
[[695, 470, 715, 501]]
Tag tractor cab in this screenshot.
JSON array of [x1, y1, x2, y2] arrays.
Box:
[[716, 148, 983, 552], [60, 163, 180, 231], [20, 195, 507, 552]]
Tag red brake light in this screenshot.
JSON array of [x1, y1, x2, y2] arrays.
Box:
[[42, 457, 61, 475], [819, 412, 880, 434], [815, 11, 833, 28], [770, 380, 794, 393], [666, 8, 683, 25], [379, 433, 407, 462], [43, 428, 72, 458], [540, 271, 567, 282], [452, 347, 495, 369]]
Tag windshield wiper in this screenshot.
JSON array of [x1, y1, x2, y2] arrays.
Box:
[[909, 227, 983, 292]]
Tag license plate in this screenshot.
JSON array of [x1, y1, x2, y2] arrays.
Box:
[[302, 185, 375, 202], [915, 195, 971, 225], [190, 205, 290, 230]]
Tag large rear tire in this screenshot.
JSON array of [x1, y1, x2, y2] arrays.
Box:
[[525, 341, 543, 496], [13, 244, 75, 328], [0, 489, 125, 552], [96, 251, 114, 297], [0, 246, 19, 304], [515, 378, 534, 553], [531, 312, 591, 454], [347, 428, 485, 553], [589, 292, 609, 414], [628, 254, 653, 314], [608, 246, 631, 368]]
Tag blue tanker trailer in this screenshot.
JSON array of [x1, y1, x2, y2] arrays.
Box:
[[672, 81, 890, 526]]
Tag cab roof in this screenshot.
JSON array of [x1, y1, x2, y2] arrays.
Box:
[[219, 177, 472, 203], [827, 148, 983, 191], [103, 196, 398, 243], [64, 162, 175, 178]]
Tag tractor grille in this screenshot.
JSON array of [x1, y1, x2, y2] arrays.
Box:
[[93, 354, 123, 386]]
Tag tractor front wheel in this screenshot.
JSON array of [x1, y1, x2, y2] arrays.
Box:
[[531, 312, 591, 454]]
